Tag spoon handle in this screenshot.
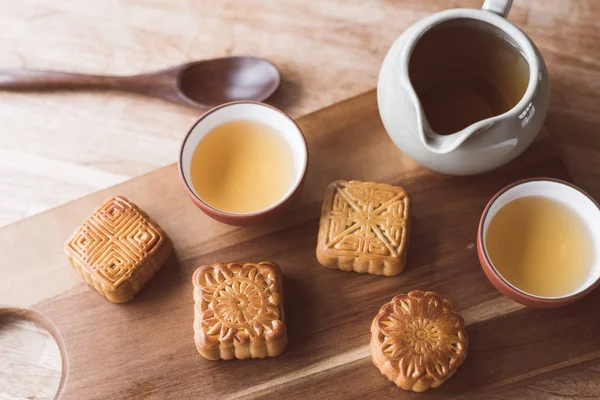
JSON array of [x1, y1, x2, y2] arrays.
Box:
[[0, 68, 190, 106], [0, 69, 131, 91]]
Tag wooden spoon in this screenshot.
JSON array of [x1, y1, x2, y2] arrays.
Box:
[[0, 56, 281, 109]]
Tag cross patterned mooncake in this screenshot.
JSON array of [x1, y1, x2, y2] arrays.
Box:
[[193, 262, 287, 360], [316, 180, 411, 276], [65, 196, 172, 303]]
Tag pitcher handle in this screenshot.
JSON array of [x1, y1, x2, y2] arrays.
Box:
[[482, 0, 513, 17]]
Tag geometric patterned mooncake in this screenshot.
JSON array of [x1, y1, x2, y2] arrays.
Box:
[[192, 261, 287, 360], [65, 196, 172, 303], [316, 180, 411, 276]]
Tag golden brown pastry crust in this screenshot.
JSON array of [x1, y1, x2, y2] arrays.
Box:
[[370, 290, 468, 392], [64, 196, 172, 303], [193, 262, 287, 360], [316, 180, 410, 276]]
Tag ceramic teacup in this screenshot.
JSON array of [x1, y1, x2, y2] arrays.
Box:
[[178, 101, 308, 225], [477, 178, 600, 307]]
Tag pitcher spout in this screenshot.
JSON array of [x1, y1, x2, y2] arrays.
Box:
[[419, 120, 494, 155]]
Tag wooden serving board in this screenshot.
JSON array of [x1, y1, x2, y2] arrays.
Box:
[[2, 90, 598, 399]]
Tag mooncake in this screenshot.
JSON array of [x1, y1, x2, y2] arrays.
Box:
[[64, 196, 172, 303], [193, 261, 287, 360], [316, 180, 410, 276], [370, 290, 468, 392]]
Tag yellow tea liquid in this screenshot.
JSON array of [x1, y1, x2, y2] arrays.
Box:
[[190, 120, 295, 214], [485, 196, 595, 297]]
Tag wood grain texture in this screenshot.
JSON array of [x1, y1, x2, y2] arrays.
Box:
[[1, 0, 600, 398], [3, 91, 599, 399]]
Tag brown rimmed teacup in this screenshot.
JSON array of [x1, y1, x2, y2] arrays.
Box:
[[477, 178, 600, 308], [178, 101, 308, 225]]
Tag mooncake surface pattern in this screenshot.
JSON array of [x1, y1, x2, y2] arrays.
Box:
[[193, 262, 287, 360], [65, 196, 172, 303], [317, 180, 410, 276], [371, 290, 468, 392]]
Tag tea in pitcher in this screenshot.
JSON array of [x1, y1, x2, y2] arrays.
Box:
[[409, 19, 530, 135]]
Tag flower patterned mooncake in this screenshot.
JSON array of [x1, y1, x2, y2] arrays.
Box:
[[370, 290, 468, 392], [192, 261, 287, 360], [64, 196, 172, 303]]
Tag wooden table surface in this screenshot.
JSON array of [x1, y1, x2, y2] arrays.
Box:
[[0, 0, 599, 399]]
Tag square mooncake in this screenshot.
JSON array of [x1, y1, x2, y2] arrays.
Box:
[[65, 196, 172, 303], [193, 262, 287, 360], [316, 180, 410, 276]]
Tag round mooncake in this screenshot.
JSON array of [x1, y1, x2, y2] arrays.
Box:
[[370, 290, 468, 392]]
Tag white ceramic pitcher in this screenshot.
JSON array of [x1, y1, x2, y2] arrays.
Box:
[[378, 0, 550, 175]]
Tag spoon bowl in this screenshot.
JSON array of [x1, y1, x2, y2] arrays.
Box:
[[177, 56, 280, 108]]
